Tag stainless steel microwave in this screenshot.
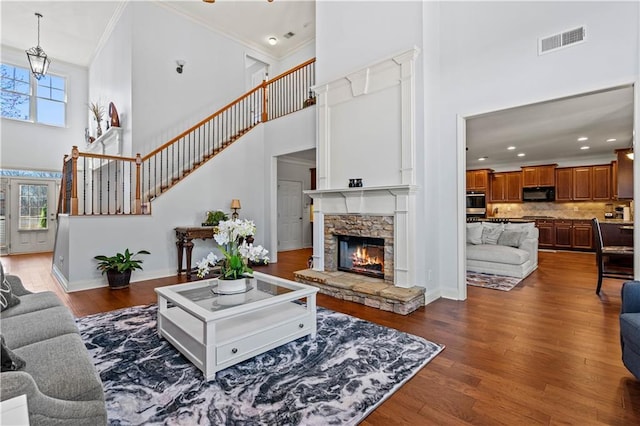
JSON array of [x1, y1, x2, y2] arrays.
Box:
[[522, 187, 555, 202]]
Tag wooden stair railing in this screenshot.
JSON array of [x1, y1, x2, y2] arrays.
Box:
[[59, 58, 315, 216]]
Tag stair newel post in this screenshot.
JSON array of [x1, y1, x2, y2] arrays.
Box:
[[261, 79, 268, 123], [71, 146, 79, 215], [135, 153, 142, 214]]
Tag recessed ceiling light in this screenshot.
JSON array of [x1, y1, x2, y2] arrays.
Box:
[[606, 138, 617, 142], [580, 146, 590, 150], [517, 153, 525, 157], [577, 136, 588, 142], [478, 157, 487, 161], [507, 146, 516, 150], [268, 37, 278, 45]]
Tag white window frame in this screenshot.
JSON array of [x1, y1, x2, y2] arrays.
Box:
[[1, 62, 67, 127]]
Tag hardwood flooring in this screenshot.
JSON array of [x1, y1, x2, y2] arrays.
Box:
[[3, 249, 640, 425]]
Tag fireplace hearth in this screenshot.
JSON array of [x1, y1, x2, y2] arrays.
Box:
[[337, 235, 385, 279]]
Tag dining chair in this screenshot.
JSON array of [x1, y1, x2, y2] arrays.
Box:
[[592, 218, 634, 295]]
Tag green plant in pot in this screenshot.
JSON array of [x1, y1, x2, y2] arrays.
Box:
[[203, 210, 228, 226], [94, 249, 150, 289]]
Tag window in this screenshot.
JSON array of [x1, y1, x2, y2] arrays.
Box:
[[18, 184, 49, 230], [1, 63, 66, 127]]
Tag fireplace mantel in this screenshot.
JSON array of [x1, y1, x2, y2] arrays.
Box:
[[305, 184, 417, 215]]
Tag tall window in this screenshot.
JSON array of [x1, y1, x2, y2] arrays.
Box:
[[18, 184, 49, 230], [1, 63, 66, 127]]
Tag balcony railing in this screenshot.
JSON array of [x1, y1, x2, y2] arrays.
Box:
[[59, 58, 315, 216]]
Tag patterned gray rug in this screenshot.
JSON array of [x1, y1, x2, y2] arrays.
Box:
[[467, 271, 524, 291], [77, 304, 443, 425]]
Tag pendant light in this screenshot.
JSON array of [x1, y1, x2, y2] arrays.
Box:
[[25, 12, 51, 80]]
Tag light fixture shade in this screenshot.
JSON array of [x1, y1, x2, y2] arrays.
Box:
[[230, 199, 241, 210], [26, 46, 51, 80]]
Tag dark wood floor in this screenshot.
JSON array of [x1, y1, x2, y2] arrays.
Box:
[[3, 249, 640, 425]]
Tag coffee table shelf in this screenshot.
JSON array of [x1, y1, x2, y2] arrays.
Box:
[[155, 272, 318, 380]]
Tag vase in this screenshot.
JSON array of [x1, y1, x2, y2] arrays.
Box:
[[215, 277, 248, 293], [96, 122, 103, 138]]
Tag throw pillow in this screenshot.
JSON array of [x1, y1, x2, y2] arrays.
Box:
[[505, 222, 536, 239], [466, 223, 483, 245], [0, 335, 26, 372], [0, 275, 20, 312], [481, 226, 503, 245], [498, 230, 527, 248]]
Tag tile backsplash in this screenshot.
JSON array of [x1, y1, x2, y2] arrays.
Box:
[[489, 201, 632, 220]]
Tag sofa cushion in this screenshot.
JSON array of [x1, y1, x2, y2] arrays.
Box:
[[14, 333, 105, 403], [466, 223, 483, 245], [498, 230, 527, 248], [467, 244, 530, 265], [621, 313, 640, 356], [2, 306, 79, 349], [0, 291, 63, 319], [505, 222, 536, 239], [481, 225, 503, 245], [1, 335, 26, 372]]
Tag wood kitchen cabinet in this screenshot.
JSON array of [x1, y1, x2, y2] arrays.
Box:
[[572, 167, 592, 200], [612, 161, 618, 200], [535, 219, 555, 249], [555, 168, 573, 201], [466, 169, 491, 191], [592, 165, 611, 201], [616, 149, 633, 199], [554, 220, 573, 249], [572, 220, 593, 250], [490, 172, 522, 202], [522, 164, 556, 187]]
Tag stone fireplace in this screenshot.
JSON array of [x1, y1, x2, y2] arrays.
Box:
[[325, 215, 393, 283]]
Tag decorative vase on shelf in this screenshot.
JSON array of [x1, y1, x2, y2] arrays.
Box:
[[96, 122, 103, 138]]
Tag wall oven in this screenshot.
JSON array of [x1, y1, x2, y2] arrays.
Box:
[[466, 191, 486, 217]]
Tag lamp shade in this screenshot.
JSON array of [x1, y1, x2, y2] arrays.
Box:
[[230, 199, 241, 210]]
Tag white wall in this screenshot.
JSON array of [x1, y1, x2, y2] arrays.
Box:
[[88, 4, 133, 156], [0, 46, 88, 171], [271, 41, 315, 77], [433, 1, 640, 298]]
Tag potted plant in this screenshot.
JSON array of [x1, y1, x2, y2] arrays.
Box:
[[202, 210, 228, 227], [196, 219, 269, 293], [94, 249, 150, 289]]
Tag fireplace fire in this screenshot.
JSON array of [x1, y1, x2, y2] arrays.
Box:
[[337, 236, 385, 278]]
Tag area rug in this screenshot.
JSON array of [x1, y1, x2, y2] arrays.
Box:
[[467, 271, 523, 291], [77, 304, 444, 425]]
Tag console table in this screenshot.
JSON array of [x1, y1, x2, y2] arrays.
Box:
[[174, 226, 216, 279]]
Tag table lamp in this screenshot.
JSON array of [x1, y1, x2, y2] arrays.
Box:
[[230, 199, 241, 219]]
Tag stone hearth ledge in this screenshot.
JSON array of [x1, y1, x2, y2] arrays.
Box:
[[294, 269, 424, 315]]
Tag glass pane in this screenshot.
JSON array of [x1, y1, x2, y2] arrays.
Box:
[[1, 92, 30, 120], [51, 76, 65, 90], [38, 75, 51, 86], [37, 98, 65, 126], [15, 81, 30, 95], [37, 83, 52, 98], [18, 184, 48, 230], [1, 76, 15, 91], [14, 67, 30, 83], [51, 88, 64, 102]]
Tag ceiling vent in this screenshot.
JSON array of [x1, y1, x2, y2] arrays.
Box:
[[283, 31, 295, 39], [538, 26, 586, 55]]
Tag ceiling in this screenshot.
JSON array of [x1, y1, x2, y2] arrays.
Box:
[[0, 0, 315, 67], [466, 85, 635, 170]]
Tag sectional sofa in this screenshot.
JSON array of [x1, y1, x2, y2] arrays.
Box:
[[466, 221, 539, 279], [0, 264, 107, 425]]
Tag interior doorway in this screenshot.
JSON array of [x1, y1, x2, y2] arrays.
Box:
[[277, 180, 303, 251]]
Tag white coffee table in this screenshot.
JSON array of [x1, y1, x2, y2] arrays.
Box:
[[155, 272, 318, 380]]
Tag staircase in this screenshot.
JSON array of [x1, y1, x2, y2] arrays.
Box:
[[58, 59, 316, 216]]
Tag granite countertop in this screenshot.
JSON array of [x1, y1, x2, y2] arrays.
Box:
[[481, 217, 634, 225]]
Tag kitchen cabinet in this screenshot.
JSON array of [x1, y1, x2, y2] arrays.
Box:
[[572, 167, 592, 201], [612, 161, 618, 200], [522, 165, 556, 187], [490, 172, 522, 202], [555, 168, 573, 201], [572, 220, 593, 250], [466, 169, 491, 191], [616, 149, 633, 199], [535, 219, 555, 249], [592, 165, 611, 201], [554, 220, 573, 249]]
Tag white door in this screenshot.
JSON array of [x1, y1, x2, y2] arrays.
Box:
[[9, 179, 57, 254], [277, 180, 303, 251]]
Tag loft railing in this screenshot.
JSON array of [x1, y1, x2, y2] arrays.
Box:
[[58, 58, 315, 216]]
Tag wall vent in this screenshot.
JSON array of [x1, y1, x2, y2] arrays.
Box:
[[283, 31, 295, 39], [538, 26, 586, 55]]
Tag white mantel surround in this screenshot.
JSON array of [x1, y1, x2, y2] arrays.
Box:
[[306, 47, 421, 289], [306, 185, 418, 288]]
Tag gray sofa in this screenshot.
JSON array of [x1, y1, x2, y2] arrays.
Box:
[[466, 221, 539, 279], [621, 280, 640, 379], [0, 267, 107, 425]]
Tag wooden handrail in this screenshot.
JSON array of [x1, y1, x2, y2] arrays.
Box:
[[142, 84, 264, 161], [76, 152, 138, 162]]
